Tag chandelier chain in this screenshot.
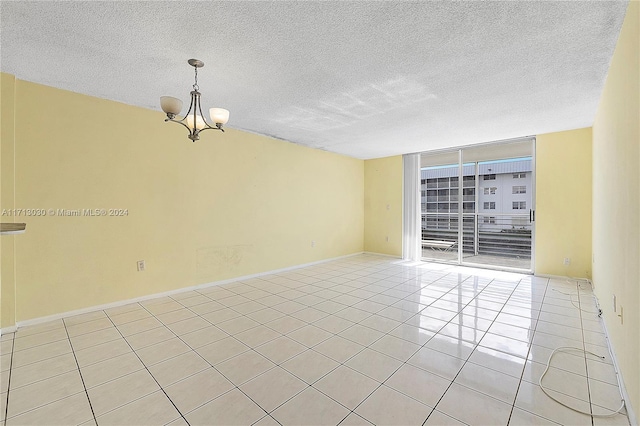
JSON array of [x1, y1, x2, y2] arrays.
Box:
[[193, 66, 199, 92]]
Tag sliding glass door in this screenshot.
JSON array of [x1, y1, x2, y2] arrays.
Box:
[[420, 138, 535, 272]]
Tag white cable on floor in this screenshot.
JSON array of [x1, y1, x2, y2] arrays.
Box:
[[539, 346, 626, 418]]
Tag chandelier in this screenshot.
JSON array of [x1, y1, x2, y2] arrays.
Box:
[[160, 59, 230, 142]]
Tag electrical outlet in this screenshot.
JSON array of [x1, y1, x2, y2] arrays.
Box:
[[137, 260, 145, 272], [311, 240, 315, 248], [386, 204, 390, 210], [563, 257, 571, 265], [385, 236, 389, 242]]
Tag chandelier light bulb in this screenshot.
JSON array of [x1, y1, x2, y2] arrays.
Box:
[[210, 108, 230, 125], [186, 114, 206, 130]]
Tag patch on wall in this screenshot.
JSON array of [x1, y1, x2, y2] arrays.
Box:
[[196, 245, 253, 279]]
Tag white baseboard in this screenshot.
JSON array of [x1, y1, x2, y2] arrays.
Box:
[[593, 293, 637, 425], [2, 251, 365, 333]]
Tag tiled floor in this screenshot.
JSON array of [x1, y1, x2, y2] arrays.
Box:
[[0, 254, 631, 425]]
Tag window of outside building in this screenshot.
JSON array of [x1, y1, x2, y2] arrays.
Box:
[[513, 173, 526, 179], [483, 202, 496, 209], [512, 185, 526, 194], [483, 187, 497, 195], [513, 201, 526, 209], [483, 174, 496, 180], [483, 216, 496, 224]]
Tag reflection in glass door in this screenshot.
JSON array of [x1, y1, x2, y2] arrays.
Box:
[[420, 138, 535, 272]]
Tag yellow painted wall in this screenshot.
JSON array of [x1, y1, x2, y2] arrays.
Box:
[[1, 73, 17, 328], [2, 76, 364, 324], [363, 156, 402, 256], [535, 128, 592, 278], [592, 0, 639, 416]]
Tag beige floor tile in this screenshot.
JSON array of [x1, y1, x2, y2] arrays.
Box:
[[143, 300, 184, 315], [148, 351, 209, 387], [80, 351, 144, 388], [514, 381, 592, 425], [522, 360, 590, 402], [164, 368, 234, 414], [287, 325, 333, 348], [176, 294, 211, 307], [358, 315, 402, 334], [1, 392, 6, 422], [240, 366, 307, 412], [245, 308, 286, 324], [216, 350, 275, 385], [66, 317, 114, 338], [96, 390, 181, 425], [165, 316, 210, 335], [9, 353, 77, 390], [437, 383, 512, 425], [87, 369, 159, 416], [201, 308, 243, 325], [125, 326, 175, 350], [590, 379, 626, 413], [255, 336, 308, 364], [467, 346, 527, 378], [188, 300, 226, 316], [109, 308, 153, 326], [180, 325, 228, 349], [135, 338, 191, 366], [340, 412, 374, 425], [156, 308, 197, 325], [0, 339, 13, 355], [234, 325, 281, 348], [388, 323, 434, 346], [69, 326, 122, 351], [5, 392, 93, 426], [455, 361, 521, 404], [312, 315, 354, 334], [425, 334, 476, 360], [253, 415, 281, 425], [216, 316, 261, 335], [313, 336, 365, 363], [10, 339, 72, 369], [355, 385, 433, 426], [185, 388, 265, 426], [508, 407, 560, 425], [370, 334, 421, 361], [345, 348, 402, 382], [6, 370, 84, 418], [13, 321, 64, 338], [333, 307, 372, 322], [313, 366, 378, 409], [264, 316, 307, 334], [338, 324, 385, 347], [290, 307, 329, 323], [12, 328, 68, 352], [407, 347, 465, 380], [423, 410, 467, 425], [271, 387, 350, 426], [74, 338, 132, 368], [232, 301, 266, 315], [195, 337, 249, 365], [1, 370, 8, 394], [385, 364, 451, 407], [115, 316, 163, 337]]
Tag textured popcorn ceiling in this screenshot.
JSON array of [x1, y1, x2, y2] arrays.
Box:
[[0, 1, 628, 159]]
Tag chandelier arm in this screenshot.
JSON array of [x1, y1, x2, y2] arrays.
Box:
[[196, 93, 216, 130], [164, 117, 194, 133]]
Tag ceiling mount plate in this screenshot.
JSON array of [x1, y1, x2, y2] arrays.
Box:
[[188, 59, 204, 68]]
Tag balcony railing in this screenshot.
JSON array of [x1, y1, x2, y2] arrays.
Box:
[[421, 213, 531, 259]]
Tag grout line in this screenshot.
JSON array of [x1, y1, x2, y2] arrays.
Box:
[[2, 333, 16, 423], [61, 317, 98, 426], [505, 276, 550, 425]]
